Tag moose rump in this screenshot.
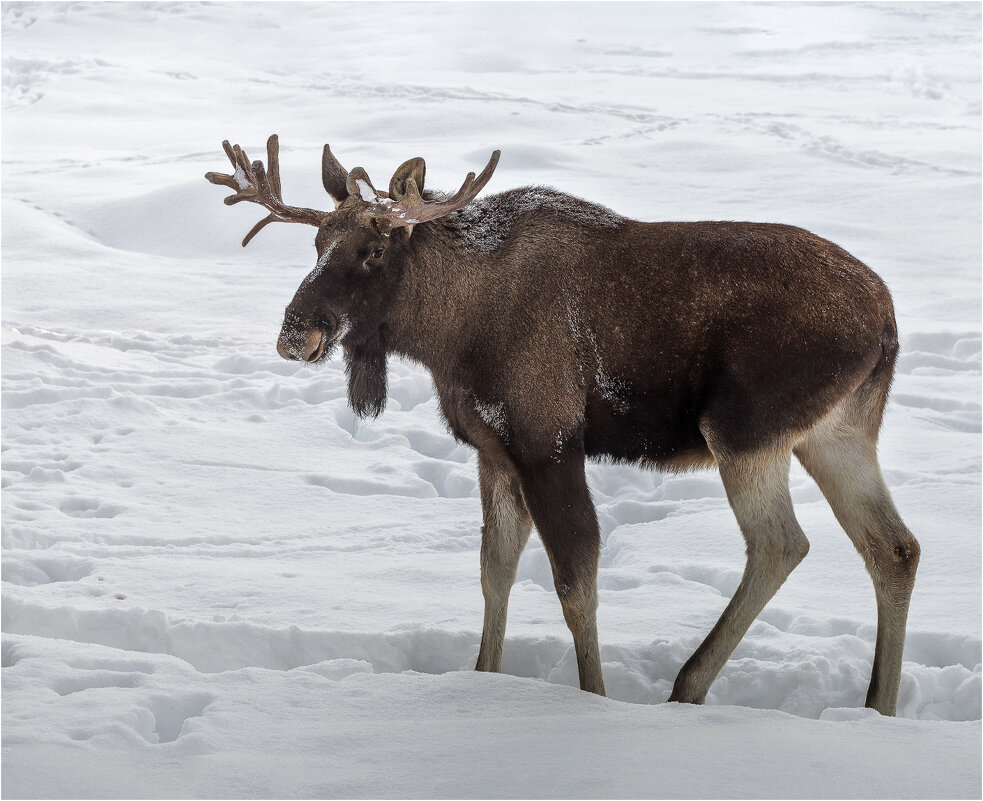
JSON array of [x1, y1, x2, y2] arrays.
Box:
[[567, 220, 899, 466]]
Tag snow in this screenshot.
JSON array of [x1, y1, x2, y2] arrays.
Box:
[[475, 399, 508, 438], [451, 186, 623, 255], [295, 240, 337, 299], [2, 2, 980, 798], [314, 243, 336, 271], [232, 165, 251, 192], [355, 178, 378, 204]]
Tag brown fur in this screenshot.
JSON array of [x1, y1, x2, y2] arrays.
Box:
[[209, 145, 918, 715]]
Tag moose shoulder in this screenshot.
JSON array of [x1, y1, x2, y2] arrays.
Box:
[[206, 136, 919, 716]]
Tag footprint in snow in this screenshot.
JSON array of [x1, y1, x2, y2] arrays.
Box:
[[50, 669, 147, 696], [0, 555, 94, 587], [58, 496, 124, 518], [143, 693, 215, 744]]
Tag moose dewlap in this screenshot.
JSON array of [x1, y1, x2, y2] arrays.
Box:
[[206, 135, 919, 716]]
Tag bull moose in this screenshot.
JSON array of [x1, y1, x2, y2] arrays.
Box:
[[206, 135, 919, 715]]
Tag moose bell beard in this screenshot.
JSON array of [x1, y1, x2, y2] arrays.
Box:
[[344, 332, 388, 419]]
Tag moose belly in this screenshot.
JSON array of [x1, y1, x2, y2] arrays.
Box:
[[582, 393, 713, 470]]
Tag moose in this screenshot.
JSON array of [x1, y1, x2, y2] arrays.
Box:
[[206, 135, 919, 716]]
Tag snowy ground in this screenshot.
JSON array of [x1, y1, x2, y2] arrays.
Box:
[[2, 2, 980, 798]]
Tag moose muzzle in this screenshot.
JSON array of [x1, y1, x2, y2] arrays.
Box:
[[277, 321, 327, 362]]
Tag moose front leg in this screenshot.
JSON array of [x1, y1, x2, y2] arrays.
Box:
[[475, 453, 533, 673], [516, 441, 606, 696]]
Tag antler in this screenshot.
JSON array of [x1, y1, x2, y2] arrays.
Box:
[[373, 150, 501, 229], [205, 134, 330, 246]]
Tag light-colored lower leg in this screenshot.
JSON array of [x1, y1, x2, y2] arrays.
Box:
[[794, 414, 919, 716], [475, 454, 532, 673], [670, 446, 809, 704]]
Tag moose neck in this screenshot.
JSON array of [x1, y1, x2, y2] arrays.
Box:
[[384, 221, 484, 385]]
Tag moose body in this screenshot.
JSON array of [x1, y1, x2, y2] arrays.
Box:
[[399, 198, 894, 469], [207, 136, 919, 715]]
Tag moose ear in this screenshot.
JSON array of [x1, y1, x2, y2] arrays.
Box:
[[389, 157, 426, 200], [346, 167, 382, 202], [322, 144, 350, 204]]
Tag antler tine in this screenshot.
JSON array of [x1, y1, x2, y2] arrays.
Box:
[[205, 134, 330, 246], [453, 149, 500, 204], [242, 211, 279, 247], [234, 143, 257, 188], [266, 134, 282, 200], [377, 149, 500, 228], [203, 139, 244, 194], [222, 139, 237, 169]]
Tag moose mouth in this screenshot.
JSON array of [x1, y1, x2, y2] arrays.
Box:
[[302, 328, 347, 365], [305, 332, 328, 363], [276, 327, 332, 364]]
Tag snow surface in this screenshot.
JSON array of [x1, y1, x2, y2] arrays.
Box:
[[2, 2, 980, 798]]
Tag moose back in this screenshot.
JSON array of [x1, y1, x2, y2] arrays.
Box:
[[206, 136, 919, 715]]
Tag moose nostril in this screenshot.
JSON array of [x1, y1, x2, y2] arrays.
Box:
[[277, 331, 304, 361], [277, 341, 300, 360]]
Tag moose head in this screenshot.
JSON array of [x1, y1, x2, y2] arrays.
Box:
[[205, 135, 500, 416]]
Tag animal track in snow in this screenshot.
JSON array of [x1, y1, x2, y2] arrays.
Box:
[[597, 499, 675, 535], [2, 640, 22, 668], [597, 571, 645, 591], [304, 472, 438, 499], [63, 655, 156, 674], [59, 496, 124, 518], [738, 117, 976, 177], [386, 374, 437, 413], [889, 395, 981, 434], [1, 6, 38, 30], [903, 631, 983, 672], [1, 554, 94, 586], [144, 693, 214, 743], [409, 459, 476, 499], [51, 669, 147, 696], [646, 563, 743, 598], [897, 351, 981, 374], [898, 331, 981, 375], [3, 457, 83, 475], [891, 393, 980, 414], [398, 425, 472, 462]]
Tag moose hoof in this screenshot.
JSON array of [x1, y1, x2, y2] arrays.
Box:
[[667, 684, 707, 705]]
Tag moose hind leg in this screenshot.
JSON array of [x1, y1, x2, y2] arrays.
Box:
[[670, 444, 809, 705], [516, 443, 606, 695], [475, 453, 533, 673], [794, 415, 919, 716]]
